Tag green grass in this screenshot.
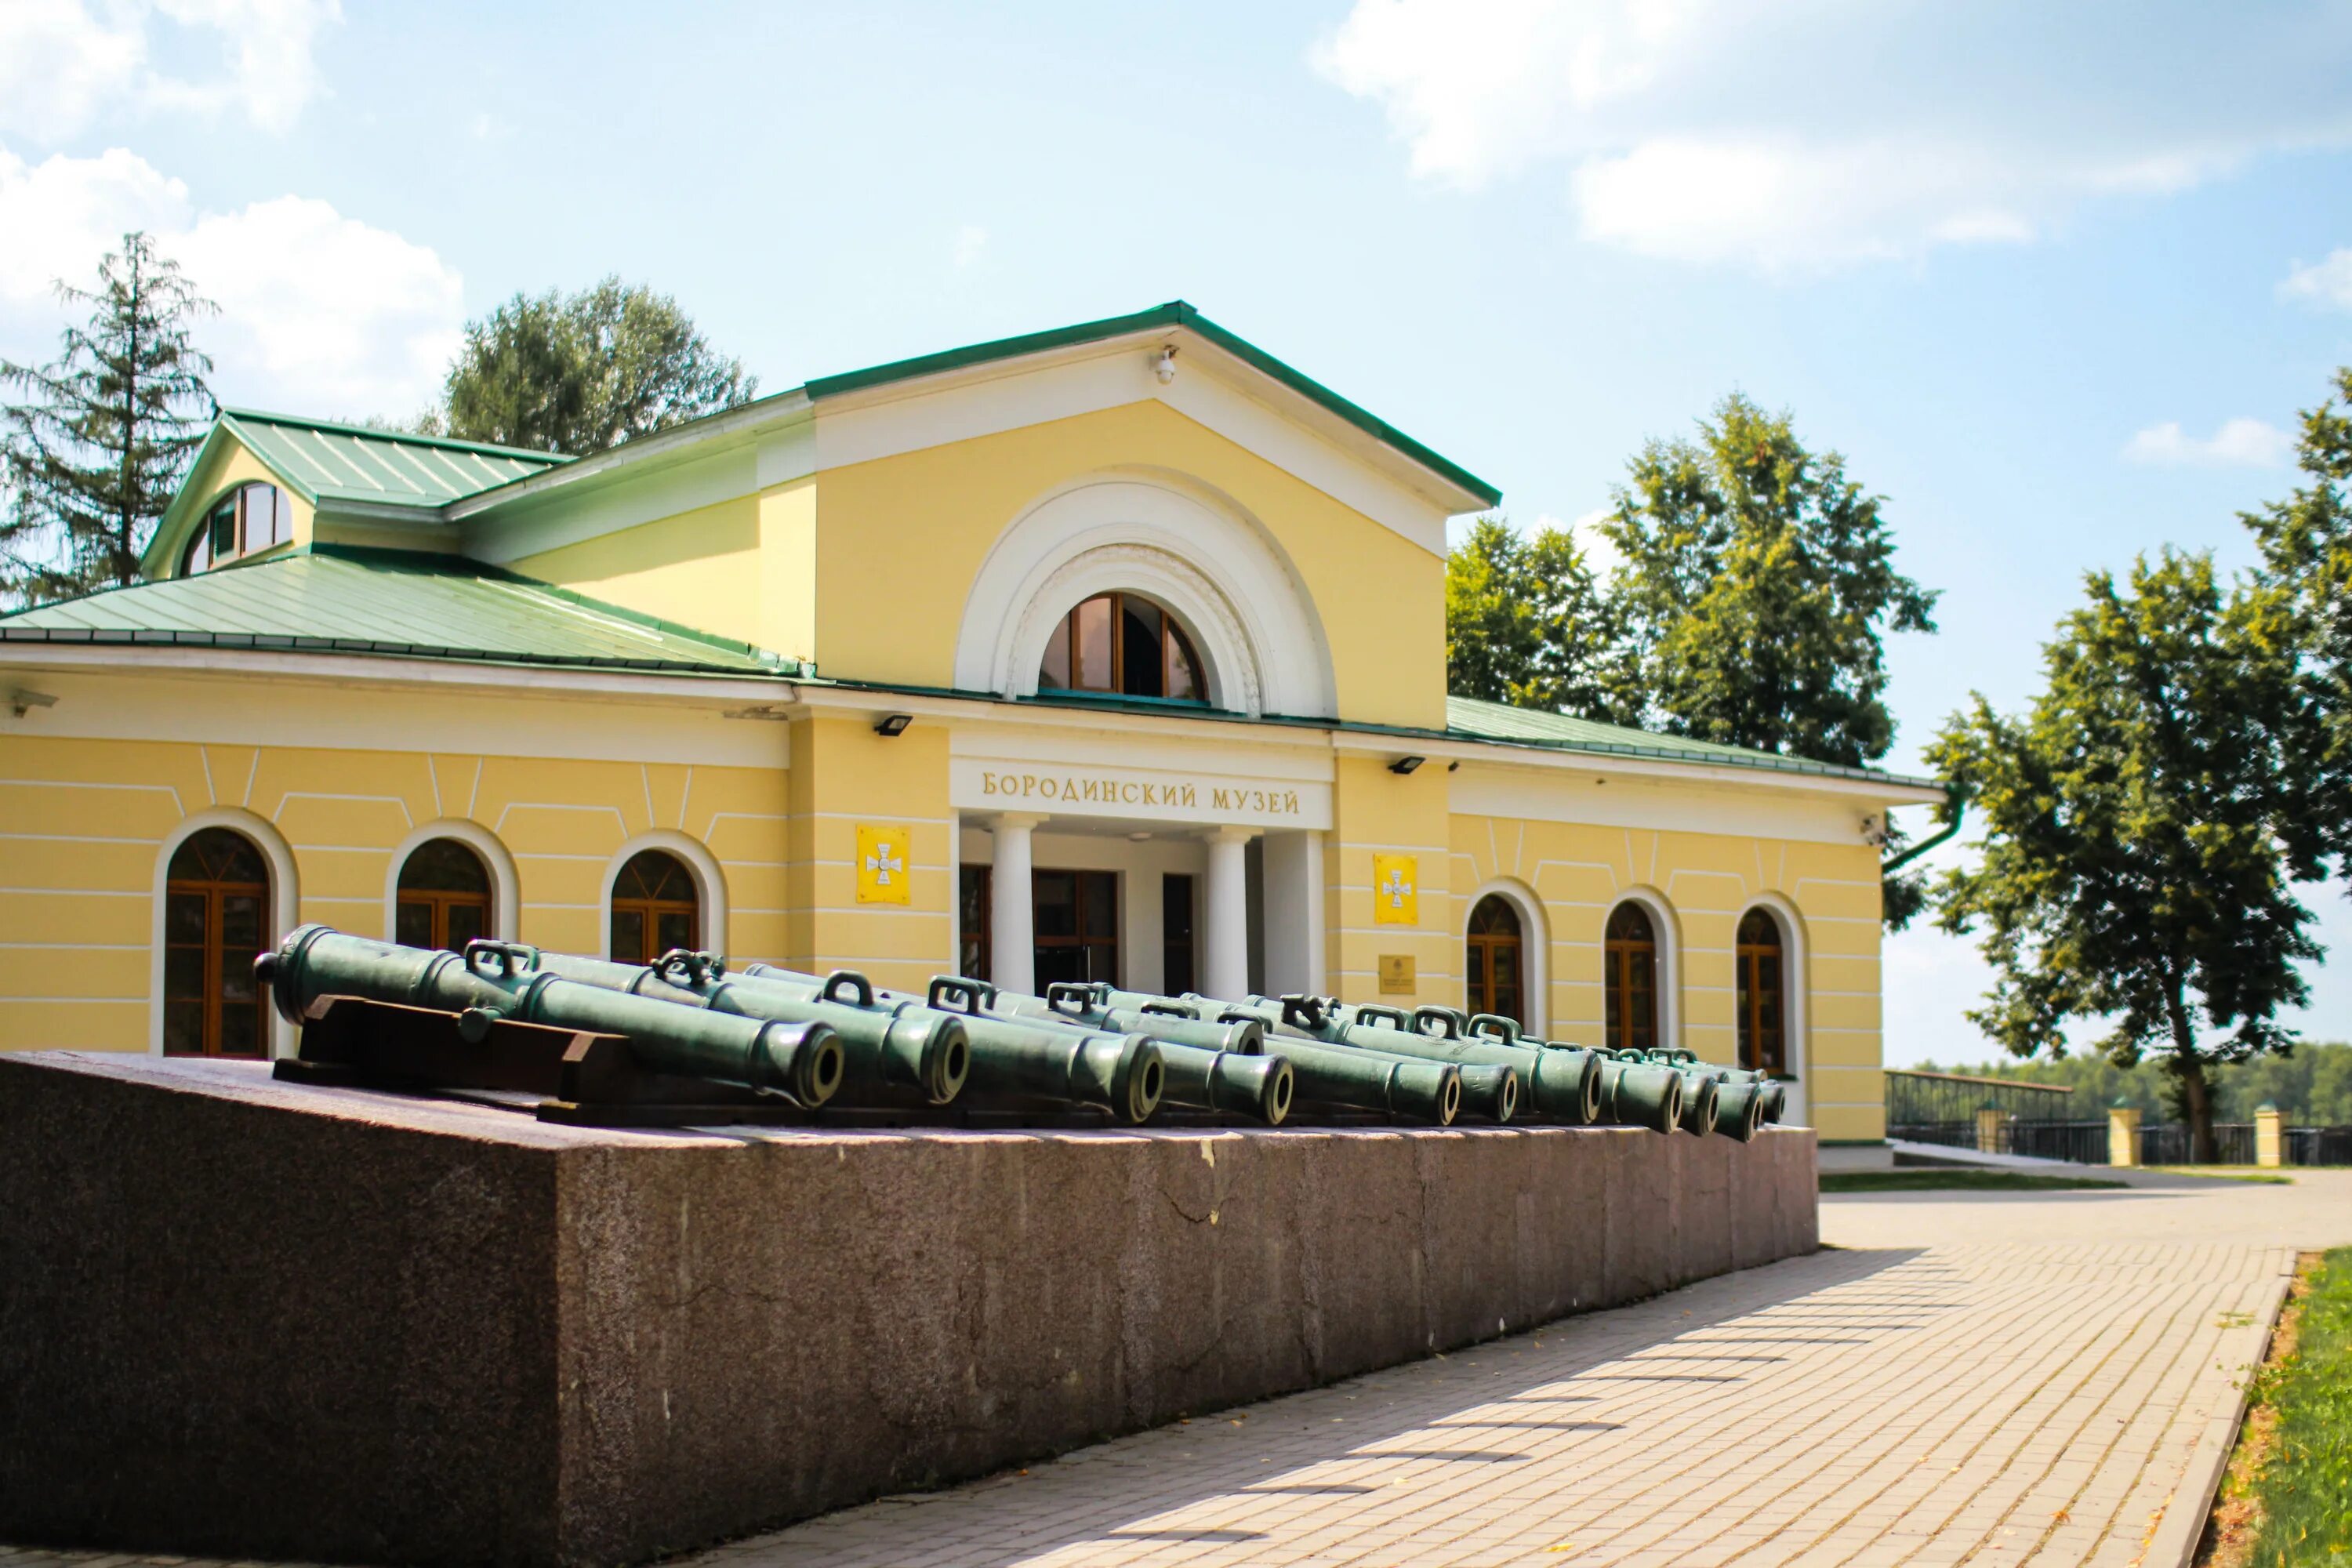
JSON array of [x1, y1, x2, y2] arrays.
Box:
[[2144, 1167, 2295, 1184], [2244, 1247, 2352, 1566], [1820, 1170, 2125, 1193]]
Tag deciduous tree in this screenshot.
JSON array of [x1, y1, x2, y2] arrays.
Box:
[[0, 234, 215, 606], [438, 278, 757, 455], [1928, 550, 2320, 1161], [1444, 515, 1631, 718]]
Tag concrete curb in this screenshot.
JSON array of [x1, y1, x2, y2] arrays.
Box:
[[2141, 1252, 2299, 1568]]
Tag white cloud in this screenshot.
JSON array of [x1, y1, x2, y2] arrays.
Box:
[[2281, 248, 2352, 312], [1534, 506, 1623, 579], [952, 223, 989, 269], [0, 145, 463, 416], [2122, 418, 2294, 469], [0, 0, 339, 143], [1313, 0, 2352, 270]]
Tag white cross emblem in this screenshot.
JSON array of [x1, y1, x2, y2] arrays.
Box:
[[1381, 866, 1411, 909], [864, 839, 904, 886]]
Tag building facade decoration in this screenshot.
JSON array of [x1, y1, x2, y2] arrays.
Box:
[[0, 300, 1935, 1148]]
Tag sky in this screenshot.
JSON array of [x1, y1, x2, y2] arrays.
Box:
[[5, 0, 2352, 1065]]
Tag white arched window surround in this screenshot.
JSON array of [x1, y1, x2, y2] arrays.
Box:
[[148, 806, 301, 1059], [599, 830, 729, 960], [953, 474, 1338, 720], [1464, 877, 1550, 1038], [381, 819, 521, 944], [1737, 892, 1810, 1097], [1605, 885, 1682, 1054]]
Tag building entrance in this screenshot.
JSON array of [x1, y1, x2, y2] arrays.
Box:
[[1033, 869, 1119, 987]]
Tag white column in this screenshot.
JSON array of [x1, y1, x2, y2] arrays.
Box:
[[989, 813, 1045, 997], [1200, 826, 1258, 1003], [1260, 829, 1326, 997]]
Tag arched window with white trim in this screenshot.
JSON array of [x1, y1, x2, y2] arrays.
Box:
[[1465, 895, 1524, 1028], [395, 838, 494, 953], [1737, 908, 1788, 1076], [609, 849, 700, 964], [1602, 901, 1661, 1054], [1037, 591, 1207, 702], [163, 827, 274, 1057]]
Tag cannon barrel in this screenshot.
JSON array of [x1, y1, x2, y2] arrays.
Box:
[[1711, 1076, 1767, 1142], [258, 926, 843, 1105], [1228, 996, 1595, 1125], [1650, 1050, 1788, 1125], [1675, 1069, 1722, 1138], [740, 965, 1163, 1123], [999, 983, 1265, 1057], [1271, 1037, 1461, 1123], [1595, 1051, 1684, 1134], [1156, 1041, 1294, 1123], [529, 949, 967, 1105]]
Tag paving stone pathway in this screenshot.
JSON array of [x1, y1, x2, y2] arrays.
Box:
[[7, 1169, 2347, 1567]]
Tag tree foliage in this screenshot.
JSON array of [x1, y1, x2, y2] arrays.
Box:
[[1444, 515, 1632, 719], [1443, 394, 1940, 927], [1, 233, 215, 607], [1926, 550, 2320, 1160], [2245, 367, 2352, 876], [1601, 392, 1939, 768], [438, 278, 757, 456]]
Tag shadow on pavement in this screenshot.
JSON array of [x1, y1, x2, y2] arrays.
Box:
[[750, 1245, 1933, 1567]]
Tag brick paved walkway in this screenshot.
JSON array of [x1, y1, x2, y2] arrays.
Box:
[[6, 1171, 2345, 1567]]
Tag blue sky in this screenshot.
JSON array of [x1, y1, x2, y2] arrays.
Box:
[[6, 0, 2352, 1064]]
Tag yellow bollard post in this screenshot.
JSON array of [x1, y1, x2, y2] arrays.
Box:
[[2255, 1103, 2284, 1169], [2108, 1101, 2141, 1168]]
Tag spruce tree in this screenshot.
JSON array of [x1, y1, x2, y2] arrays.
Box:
[[1, 233, 216, 607]]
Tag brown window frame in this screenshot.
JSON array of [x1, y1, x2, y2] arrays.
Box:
[[1735, 909, 1788, 1076], [608, 851, 701, 966], [1030, 868, 1120, 988], [1037, 591, 1206, 702], [394, 838, 495, 955], [181, 482, 292, 575], [1602, 902, 1660, 1055], [1465, 894, 1525, 1029], [163, 829, 273, 1058]]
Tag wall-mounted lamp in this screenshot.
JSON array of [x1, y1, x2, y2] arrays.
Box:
[[873, 713, 913, 738], [1388, 754, 1425, 775], [8, 688, 56, 719], [1446, 760, 1460, 772]]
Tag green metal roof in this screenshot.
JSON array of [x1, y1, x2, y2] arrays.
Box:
[[1443, 695, 1936, 788], [0, 544, 789, 677], [220, 410, 569, 508], [804, 302, 1503, 509]]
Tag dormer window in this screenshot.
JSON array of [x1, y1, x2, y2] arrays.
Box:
[[1039, 592, 1203, 701], [180, 482, 291, 574]]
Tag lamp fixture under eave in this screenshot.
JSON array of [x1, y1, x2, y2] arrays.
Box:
[[874, 713, 914, 738], [1389, 755, 1425, 775]]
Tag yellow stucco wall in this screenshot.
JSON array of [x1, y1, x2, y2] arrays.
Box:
[[812, 401, 1448, 728], [1446, 811, 1886, 1145], [782, 716, 953, 992], [510, 493, 770, 651], [0, 731, 789, 1053]]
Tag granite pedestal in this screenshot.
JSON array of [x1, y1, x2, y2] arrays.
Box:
[[0, 1051, 1817, 1566]]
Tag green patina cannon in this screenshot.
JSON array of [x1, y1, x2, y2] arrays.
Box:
[[1082, 985, 1473, 1123], [739, 964, 1164, 1124], [1592, 1047, 1686, 1134], [1639, 1048, 1771, 1141], [1269, 999, 1597, 1125], [528, 949, 968, 1105], [975, 982, 1290, 1124], [258, 925, 844, 1106]]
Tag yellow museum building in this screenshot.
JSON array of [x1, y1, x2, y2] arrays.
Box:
[[0, 303, 1933, 1150]]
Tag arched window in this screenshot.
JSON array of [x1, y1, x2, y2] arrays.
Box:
[[1465, 895, 1524, 1027], [1737, 909, 1788, 1075], [1602, 902, 1659, 1055], [180, 482, 292, 574], [395, 838, 493, 953], [1038, 592, 1203, 701], [163, 827, 273, 1057], [610, 849, 699, 964]]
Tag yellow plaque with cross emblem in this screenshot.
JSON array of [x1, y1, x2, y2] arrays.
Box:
[[1370, 852, 1418, 925], [855, 824, 913, 905]]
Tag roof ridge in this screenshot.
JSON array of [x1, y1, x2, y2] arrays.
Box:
[[221, 408, 574, 465]]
